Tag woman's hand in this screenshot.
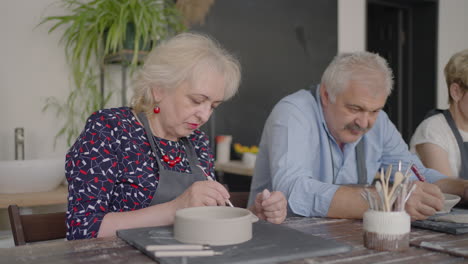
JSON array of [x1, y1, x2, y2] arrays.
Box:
[[251, 189, 287, 224], [171, 181, 231, 210]]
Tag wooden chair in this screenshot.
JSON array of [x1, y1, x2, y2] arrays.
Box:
[[229, 192, 250, 208], [8, 204, 67, 246]]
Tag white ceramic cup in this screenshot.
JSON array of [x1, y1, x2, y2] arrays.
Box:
[[174, 206, 259, 246], [437, 193, 461, 214], [242, 152, 257, 168], [216, 135, 232, 163], [363, 210, 410, 251]]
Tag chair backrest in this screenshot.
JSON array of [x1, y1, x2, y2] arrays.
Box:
[[229, 192, 250, 208], [8, 204, 67, 246]]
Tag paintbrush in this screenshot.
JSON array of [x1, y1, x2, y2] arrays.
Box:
[[196, 165, 234, 207]]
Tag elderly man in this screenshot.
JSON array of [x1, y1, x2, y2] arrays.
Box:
[[249, 51, 468, 220]]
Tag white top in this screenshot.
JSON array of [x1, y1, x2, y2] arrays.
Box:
[[410, 113, 468, 177]]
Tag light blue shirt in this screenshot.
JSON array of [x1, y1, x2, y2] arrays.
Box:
[[248, 87, 447, 217]]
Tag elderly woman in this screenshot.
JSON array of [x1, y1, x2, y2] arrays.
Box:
[[65, 32, 287, 240], [410, 49, 468, 179]]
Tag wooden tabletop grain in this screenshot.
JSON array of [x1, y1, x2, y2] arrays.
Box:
[[1, 217, 466, 264]]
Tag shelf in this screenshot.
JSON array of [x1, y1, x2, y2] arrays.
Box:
[[0, 185, 68, 209], [103, 49, 149, 65], [215, 160, 254, 177]]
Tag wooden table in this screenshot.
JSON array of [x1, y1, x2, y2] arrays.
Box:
[[1, 217, 467, 263], [0, 185, 68, 209]]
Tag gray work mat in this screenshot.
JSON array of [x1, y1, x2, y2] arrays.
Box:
[[117, 220, 352, 264], [412, 208, 468, 235]]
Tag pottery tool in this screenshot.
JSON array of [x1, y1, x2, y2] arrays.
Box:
[[196, 165, 234, 207], [403, 162, 414, 181], [363, 162, 418, 213], [362, 162, 414, 251], [153, 250, 222, 257], [146, 244, 211, 251], [388, 169, 404, 201], [403, 184, 417, 204], [411, 164, 426, 182]]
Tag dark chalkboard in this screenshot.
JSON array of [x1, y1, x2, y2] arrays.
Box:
[[117, 220, 351, 264], [194, 0, 337, 147]]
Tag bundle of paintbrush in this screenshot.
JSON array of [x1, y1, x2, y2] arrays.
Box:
[[361, 161, 417, 212]]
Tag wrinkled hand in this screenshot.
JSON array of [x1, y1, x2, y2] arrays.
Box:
[[405, 181, 444, 221], [172, 181, 230, 209], [253, 189, 287, 224]]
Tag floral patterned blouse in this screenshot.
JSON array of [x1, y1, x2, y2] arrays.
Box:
[[65, 107, 215, 240]]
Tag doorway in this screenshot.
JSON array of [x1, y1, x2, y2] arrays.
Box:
[[367, 0, 438, 142]]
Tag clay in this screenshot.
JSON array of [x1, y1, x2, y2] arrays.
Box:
[[174, 206, 258, 246], [436, 193, 461, 214]]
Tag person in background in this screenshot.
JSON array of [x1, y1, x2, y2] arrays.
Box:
[[249, 51, 468, 221], [410, 49, 468, 179], [66, 32, 287, 240]]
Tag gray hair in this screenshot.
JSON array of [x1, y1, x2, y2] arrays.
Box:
[[131, 32, 241, 114], [321, 51, 393, 102], [444, 49, 468, 104]]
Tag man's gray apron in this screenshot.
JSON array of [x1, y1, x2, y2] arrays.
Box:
[[137, 113, 207, 205], [425, 109, 468, 179], [310, 85, 367, 184]]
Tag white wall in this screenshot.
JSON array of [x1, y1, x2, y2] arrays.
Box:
[[338, 0, 366, 52], [0, 0, 69, 160], [1, 0, 467, 160], [338, 0, 468, 109], [0, 1, 124, 161], [437, 0, 468, 108]]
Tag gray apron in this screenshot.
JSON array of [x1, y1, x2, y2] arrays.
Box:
[[137, 113, 207, 205], [310, 85, 367, 184], [425, 109, 468, 179]]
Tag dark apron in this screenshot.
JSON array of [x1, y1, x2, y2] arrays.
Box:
[[137, 112, 207, 205], [309, 85, 367, 184], [425, 109, 468, 179]]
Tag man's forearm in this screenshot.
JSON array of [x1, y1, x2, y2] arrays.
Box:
[[327, 186, 369, 219]]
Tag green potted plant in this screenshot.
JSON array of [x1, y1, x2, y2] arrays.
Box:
[[40, 0, 186, 146]]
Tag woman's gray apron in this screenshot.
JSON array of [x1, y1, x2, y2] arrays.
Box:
[[137, 113, 207, 205], [425, 109, 468, 179]]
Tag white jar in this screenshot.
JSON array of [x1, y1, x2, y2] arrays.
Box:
[[242, 152, 257, 168], [363, 210, 410, 251], [215, 135, 232, 163]]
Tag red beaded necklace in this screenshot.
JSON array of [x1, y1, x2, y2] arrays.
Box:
[[155, 139, 182, 168]]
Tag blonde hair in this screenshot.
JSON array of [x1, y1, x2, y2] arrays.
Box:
[[321, 51, 393, 102], [444, 49, 468, 104], [131, 32, 241, 114]]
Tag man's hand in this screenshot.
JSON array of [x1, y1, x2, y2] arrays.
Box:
[[251, 189, 287, 224], [405, 181, 444, 220]]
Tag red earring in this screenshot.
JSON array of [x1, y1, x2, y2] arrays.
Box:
[[153, 106, 160, 114]]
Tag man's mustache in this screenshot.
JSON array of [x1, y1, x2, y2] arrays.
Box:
[[345, 123, 370, 133]]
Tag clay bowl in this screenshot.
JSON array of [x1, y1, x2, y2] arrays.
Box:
[[437, 193, 461, 214], [174, 206, 259, 246]]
